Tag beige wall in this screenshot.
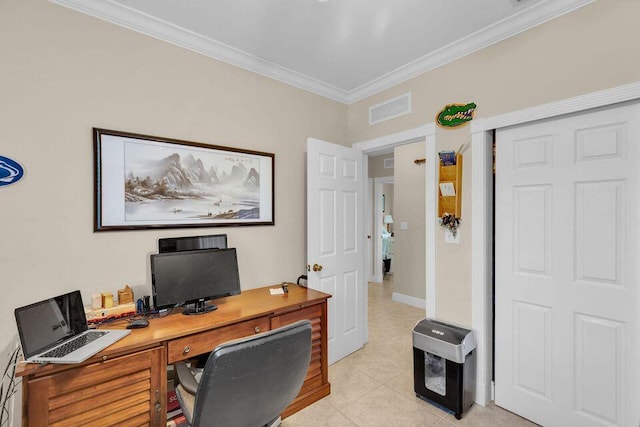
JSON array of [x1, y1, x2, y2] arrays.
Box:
[[392, 142, 426, 300], [0, 0, 347, 350], [368, 154, 394, 178], [348, 0, 640, 326], [434, 130, 472, 324]]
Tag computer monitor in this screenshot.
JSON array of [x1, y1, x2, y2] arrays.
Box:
[[150, 248, 241, 315], [158, 234, 227, 253]]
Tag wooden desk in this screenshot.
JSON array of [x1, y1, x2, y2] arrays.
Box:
[[16, 284, 331, 427]]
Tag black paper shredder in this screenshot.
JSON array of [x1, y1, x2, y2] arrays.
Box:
[[413, 318, 476, 420]]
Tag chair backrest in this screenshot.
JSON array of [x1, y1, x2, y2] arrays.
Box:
[[191, 319, 312, 427]]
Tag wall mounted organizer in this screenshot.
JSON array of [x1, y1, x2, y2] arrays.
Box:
[[438, 153, 462, 219]]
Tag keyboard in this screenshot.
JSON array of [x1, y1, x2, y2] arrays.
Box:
[[41, 331, 107, 358]]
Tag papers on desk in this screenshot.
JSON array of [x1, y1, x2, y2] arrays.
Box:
[[270, 288, 284, 295]]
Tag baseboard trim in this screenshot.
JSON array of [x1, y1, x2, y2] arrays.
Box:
[[475, 380, 491, 407], [391, 292, 426, 310]]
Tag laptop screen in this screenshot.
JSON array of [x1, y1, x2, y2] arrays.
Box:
[[15, 290, 88, 359]]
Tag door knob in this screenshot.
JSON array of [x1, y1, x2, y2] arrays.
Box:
[[312, 263, 323, 272]]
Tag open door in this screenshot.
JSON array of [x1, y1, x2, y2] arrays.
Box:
[[307, 137, 367, 364]]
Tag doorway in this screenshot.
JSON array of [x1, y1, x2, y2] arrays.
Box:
[[372, 174, 394, 283], [354, 125, 437, 315], [364, 142, 429, 311]]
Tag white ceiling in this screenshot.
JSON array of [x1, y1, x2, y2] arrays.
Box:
[[51, 0, 594, 104]]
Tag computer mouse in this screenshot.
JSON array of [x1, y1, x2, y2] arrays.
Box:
[[127, 318, 150, 329]]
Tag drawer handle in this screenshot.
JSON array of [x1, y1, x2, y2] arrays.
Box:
[[183, 345, 190, 354], [254, 326, 261, 333]]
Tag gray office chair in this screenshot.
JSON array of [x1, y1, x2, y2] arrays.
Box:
[[174, 320, 312, 427]]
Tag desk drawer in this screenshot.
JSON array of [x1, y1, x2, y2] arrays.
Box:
[[168, 317, 270, 364]]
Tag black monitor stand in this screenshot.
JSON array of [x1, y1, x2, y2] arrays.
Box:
[[182, 301, 218, 316]]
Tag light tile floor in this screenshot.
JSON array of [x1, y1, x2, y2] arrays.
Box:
[[283, 276, 539, 427]]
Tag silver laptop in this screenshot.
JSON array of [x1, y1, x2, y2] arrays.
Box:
[[14, 290, 131, 364]]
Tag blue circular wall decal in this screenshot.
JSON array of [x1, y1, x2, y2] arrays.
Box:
[[0, 156, 24, 187]]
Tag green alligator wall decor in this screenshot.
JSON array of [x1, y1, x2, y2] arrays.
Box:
[[436, 102, 477, 128]]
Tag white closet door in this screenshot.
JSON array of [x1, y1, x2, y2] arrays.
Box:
[[495, 102, 640, 427]]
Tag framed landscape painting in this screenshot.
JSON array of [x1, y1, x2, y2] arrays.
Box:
[[94, 128, 274, 231]]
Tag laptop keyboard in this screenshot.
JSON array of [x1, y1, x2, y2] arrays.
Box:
[[41, 331, 107, 358]]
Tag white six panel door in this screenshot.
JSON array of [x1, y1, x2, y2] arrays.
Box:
[[307, 138, 366, 365], [495, 102, 640, 427]]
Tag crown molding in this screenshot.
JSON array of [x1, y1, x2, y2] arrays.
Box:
[[48, 0, 351, 104], [346, 0, 597, 103], [50, 0, 595, 105]]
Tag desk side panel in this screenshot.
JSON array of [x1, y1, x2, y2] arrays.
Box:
[[271, 301, 331, 418], [24, 346, 165, 427]]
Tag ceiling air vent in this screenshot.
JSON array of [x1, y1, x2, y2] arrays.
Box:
[[384, 158, 394, 169], [369, 92, 412, 125]]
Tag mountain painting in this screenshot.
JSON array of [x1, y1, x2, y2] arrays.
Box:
[[123, 140, 261, 221], [94, 128, 274, 231]]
